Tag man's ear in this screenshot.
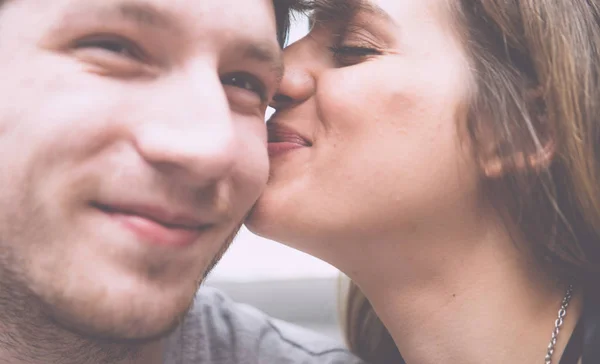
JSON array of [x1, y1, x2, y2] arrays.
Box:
[[479, 86, 555, 179]]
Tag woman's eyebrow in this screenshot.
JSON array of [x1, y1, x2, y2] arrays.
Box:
[[308, 0, 396, 26]]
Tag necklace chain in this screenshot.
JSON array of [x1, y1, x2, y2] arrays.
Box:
[[545, 284, 574, 364]]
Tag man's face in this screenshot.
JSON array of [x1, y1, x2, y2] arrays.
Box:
[[0, 0, 279, 340]]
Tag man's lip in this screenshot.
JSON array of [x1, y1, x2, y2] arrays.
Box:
[[92, 203, 206, 230], [92, 202, 210, 247]]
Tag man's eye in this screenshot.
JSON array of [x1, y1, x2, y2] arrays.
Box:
[[222, 73, 267, 101], [74, 36, 143, 59]]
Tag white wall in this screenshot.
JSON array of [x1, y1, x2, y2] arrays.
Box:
[[209, 226, 339, 281]]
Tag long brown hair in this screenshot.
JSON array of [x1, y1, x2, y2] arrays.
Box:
[[285, 0, 600, 362]]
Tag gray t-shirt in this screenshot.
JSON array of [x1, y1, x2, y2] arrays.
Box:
[[162, 287, 365, 364]]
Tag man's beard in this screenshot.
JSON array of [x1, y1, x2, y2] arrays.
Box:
[[0, 223, 242, 364], [202, 222, 242, 281]]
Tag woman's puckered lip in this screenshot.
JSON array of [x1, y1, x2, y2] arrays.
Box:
[[267, 122, 312, 146]]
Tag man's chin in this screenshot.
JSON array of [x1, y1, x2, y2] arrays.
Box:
[[41, 289, 196, 344]]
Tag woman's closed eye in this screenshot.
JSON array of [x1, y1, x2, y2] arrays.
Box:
[[329, 45, 382, 67]]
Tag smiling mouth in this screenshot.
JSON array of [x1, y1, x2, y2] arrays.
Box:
[[92, 203, 209, 248]]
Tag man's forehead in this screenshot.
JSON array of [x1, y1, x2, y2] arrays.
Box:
[[63, 0, 275, 31]]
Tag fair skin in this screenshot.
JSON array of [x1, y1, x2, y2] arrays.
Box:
[[247, 0, 583, 363], [0, 0, 281, 363]]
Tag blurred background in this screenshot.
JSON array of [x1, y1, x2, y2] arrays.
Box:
[[206, 227, 343, 342], [205, 15, 346, 343]]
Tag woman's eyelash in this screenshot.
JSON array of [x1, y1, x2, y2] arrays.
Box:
[[328, 45, 382, 57], [328, 45, 382, 67]]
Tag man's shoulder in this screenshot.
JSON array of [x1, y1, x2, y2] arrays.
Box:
[[163, 286, 366, 364]]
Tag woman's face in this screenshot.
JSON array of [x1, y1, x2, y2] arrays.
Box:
[[247, 0, 481, 257]]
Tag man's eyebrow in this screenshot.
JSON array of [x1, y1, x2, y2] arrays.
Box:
[[62, 1, 180, 33], [58, 1, 284, 80], [239, 42, 285, 83], [116, 2, 175, 29]]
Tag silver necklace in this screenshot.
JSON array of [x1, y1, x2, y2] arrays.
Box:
[[545, 284, 574, 364]]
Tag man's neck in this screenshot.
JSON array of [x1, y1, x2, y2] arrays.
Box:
[[0, 284, 165, 364], [342, 215, 583, 364]]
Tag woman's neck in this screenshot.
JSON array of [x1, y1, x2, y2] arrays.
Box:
[[339, 215, 583, 364]]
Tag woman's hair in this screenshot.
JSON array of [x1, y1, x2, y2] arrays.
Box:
[[274, 0, 298, 46], [285, 0, 600, 363]]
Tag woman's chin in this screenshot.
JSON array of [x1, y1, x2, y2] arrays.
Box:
[[245, 194, 280, 239], [244, 209, 266, 237], [246, 190, 309, 246]]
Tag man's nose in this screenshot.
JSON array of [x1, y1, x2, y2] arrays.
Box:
[[134, 67, 237, 186]]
